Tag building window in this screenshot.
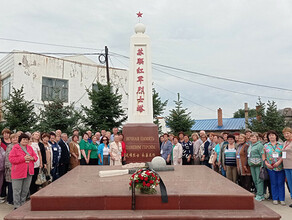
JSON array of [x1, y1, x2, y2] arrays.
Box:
[[2, 76, 11, 100], [42, 77, 68, 102]]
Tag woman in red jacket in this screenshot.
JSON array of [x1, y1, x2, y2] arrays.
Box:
[[9, 133, 37, 209]]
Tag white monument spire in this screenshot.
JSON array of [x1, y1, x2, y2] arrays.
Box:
[[128, 12, 153, 123]]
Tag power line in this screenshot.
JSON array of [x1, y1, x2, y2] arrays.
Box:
[[154, 82, 216, 113], [0, 37, 102, 51], [0, 51, 101, 55], [110, 52, 292, 93], [1, 37, 291, 92], [153, 67, 292, 101], [112, 54, 292, 102], [153, 63, 292, 92]]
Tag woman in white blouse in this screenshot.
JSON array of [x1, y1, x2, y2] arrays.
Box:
[[172, 136, 183, 165]]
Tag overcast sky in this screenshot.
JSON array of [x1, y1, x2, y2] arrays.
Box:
[[1, 0, 291, 119]]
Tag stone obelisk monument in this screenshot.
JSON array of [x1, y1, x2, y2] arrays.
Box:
[[123, 12, 160, 163]]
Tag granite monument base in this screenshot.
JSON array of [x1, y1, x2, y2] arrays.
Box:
[[122, 123, 160, 163], [4, 166, 281, 220]]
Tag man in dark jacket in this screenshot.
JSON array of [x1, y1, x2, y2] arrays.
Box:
[[58, 133, 70, 177]]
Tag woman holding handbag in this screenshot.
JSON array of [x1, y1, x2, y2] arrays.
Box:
[[262, 130, 285, 205], [248, 132, 264, 202], [30, 132, 43, 195], [236, 134, 252, 191], [9, 133, 37, 209]]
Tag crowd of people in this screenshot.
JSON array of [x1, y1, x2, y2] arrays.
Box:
[[159, 128, 292, 207], [0, 127, 126, 209], [0, 126, 291, 210]]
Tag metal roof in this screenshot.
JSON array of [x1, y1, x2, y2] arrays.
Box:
[[192, 118, 249, 131]]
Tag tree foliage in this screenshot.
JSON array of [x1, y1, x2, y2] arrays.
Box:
[[165, 93, 194, 135], [153, 88, 168, 119], [3, 86, 37, 132], [152, 88, 168, 133], [233, 108, 257, 118], [36, 97, 81, 134], [248, 99, 285, 138], [82, 82, 127, 131]]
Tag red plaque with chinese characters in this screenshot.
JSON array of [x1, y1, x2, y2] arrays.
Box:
[[123, 123, 160, 163]]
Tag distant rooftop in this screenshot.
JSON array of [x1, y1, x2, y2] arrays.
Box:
[[192, 118, 251, 131]]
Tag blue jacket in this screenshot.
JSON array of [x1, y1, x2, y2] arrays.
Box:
[[97, 143, 110, 165], [161, 140, 173, 160]]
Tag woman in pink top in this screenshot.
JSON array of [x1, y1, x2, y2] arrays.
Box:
[[9, 133, 37, 209]]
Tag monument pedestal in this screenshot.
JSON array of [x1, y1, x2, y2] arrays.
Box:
[[5, 166, 281, 220], [122, 123, 160, 163]]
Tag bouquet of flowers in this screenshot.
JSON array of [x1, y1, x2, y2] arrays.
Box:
[[129, 169, 160, 194]]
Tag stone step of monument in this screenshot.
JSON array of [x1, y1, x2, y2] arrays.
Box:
[[28, 166, 255, 211], [4, 201, 280, 220]]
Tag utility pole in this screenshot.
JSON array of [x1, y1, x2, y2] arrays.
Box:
[[98, 46, 110, 85], [105, 46, 110, 85]]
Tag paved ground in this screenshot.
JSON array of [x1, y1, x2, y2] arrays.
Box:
[[0, 187, 291, 220]]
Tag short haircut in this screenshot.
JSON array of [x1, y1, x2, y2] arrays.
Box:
[[82, 132, 89, 138], [10, 133, 18, 140], [267, 130, 279, 142], [173, 136, 178, 141], [119, 133, 124, 140], [178, 131, 184, 136], [212, 134, 219, 138], [245, 129, 252, 134], [191, 132, 199, 139], [163, 133, 169, 137], [227, 134, 236, 141], [250, 132, 259, 139], [49, 132, 56, 137], [2, 128, 11, 135], [41, 133, 50, 140], [239, 134, 246, 141], [18, 133, 30, 143], [222, 132, 229, 135], [283, 127, 292, 134], [72, 134, 79, 142]]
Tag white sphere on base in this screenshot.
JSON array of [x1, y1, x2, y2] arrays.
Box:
[[135, 23, 146, 34], [151, 156, 166, 169]]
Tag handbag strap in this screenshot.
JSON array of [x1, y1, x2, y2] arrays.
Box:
[[20, 144, 31, 156]]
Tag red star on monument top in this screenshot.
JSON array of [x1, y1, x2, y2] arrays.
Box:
[[137, 11, 143, 18]]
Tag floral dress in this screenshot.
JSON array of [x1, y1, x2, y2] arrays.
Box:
[[262, 142, 283, 171]]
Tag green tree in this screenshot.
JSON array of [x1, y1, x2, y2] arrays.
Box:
[[153, 88, 168, 119], [152, 88, 168, 133], [165, 93, 194, 135], [233, 108, 257, 118], [248, 99, 285, 138], [3, 86, 37, 132], [82, 82, 127, 131], [36, 97, 81, 134], [263, 100, 286, 136]]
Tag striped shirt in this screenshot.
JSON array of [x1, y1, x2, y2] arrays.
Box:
[[224, 146, 237, 166]]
